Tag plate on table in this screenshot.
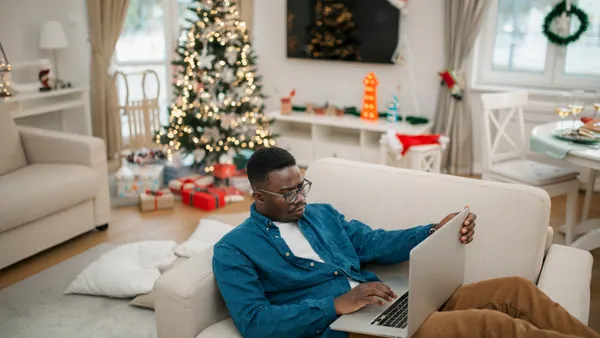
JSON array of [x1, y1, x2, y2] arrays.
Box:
[[553, 128, 600, 144]]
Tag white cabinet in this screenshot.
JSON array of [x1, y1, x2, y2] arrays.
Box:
[[269, 112, 433, 167]]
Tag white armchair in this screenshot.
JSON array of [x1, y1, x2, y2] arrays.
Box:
[[0, 107, 110, 269], [155, 158, 593, 338]]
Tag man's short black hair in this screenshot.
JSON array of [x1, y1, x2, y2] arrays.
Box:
[[246, 147, 296, 186]]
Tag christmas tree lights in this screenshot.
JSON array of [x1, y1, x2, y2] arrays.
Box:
[[157, 0, 274, 167]]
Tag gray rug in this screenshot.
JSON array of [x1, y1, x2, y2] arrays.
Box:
[[0, 244, 156, 338]]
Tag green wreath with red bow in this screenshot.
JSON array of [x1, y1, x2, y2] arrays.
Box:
[[542, 0, 589, 46]]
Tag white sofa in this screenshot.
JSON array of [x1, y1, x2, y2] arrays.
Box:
[[0, 106, 111, 270], [154, 158, 593, 338]]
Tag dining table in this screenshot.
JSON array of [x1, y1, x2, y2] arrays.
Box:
[[530, 120, 600, 251]]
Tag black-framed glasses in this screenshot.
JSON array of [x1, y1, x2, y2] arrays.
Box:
[[257, 179, 312, 204]]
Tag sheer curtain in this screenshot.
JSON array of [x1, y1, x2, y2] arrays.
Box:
[[87, 0, 130, 159], [433, 0, 491, 175]]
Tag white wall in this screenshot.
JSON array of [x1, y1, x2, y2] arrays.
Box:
[[0, 0, 89, 130], [0, 0, 89, 86], [252, 0, 445, 118]]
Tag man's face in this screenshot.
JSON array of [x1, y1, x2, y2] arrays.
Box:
[[254, 165, 307, 222]]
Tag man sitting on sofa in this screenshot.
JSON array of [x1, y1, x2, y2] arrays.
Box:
[[213, 147, 598, 338]]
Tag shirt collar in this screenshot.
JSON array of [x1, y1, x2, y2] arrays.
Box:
[[250, 203, 275, 228]]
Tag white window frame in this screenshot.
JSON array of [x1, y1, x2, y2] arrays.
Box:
[[473, 0, 600, 91]]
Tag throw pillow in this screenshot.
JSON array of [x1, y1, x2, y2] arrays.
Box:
[[64, 241, 178, 298], [174, 218, 235, 258]]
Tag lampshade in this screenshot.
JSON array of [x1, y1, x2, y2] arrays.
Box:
[[40, 21, 68, 50]]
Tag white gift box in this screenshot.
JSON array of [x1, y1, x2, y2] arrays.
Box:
[[115, 164, 164, 198]]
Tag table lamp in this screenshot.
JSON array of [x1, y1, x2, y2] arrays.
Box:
[[39, 20, 68, 84], [0, 41, 12, 97]]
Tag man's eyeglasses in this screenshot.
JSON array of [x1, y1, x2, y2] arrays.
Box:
[[257, 179, 312, 204]]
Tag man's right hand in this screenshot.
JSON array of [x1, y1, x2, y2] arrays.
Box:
[[334, 282, 397, 315]]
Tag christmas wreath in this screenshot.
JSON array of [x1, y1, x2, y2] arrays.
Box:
[[542, 0, 589, 46]]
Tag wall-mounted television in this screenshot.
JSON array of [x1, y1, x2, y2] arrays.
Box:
[[286, 0, 401, 65]]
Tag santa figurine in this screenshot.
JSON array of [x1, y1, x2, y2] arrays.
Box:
[[38, 68, 53, 91]]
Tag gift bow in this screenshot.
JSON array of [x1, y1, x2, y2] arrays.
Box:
[[146, 189, 164, 196]]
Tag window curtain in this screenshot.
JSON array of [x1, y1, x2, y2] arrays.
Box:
[[87, 0, 130, 159], [238, 0, 254, 33], [433, 0, 491, 175]]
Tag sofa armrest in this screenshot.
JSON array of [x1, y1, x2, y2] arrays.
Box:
[[537, 244, 593, 325], [18, 126, 110, 226], [155, 248, 230, 338]]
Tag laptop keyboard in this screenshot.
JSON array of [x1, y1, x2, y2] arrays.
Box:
[[370, 291, 409, 329]]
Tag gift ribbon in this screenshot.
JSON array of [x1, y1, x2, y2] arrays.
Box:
[[189, 187, 221, 208], [146, 189, 164, 210]]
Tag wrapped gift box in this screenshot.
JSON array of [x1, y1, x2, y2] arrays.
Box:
[[168, 175, 214, 195], [116, 164, 164, 198], [139, 189, 175, 212], [181, 187, 226, 211]]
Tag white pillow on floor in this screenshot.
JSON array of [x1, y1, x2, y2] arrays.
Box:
[[64, 241, 178, 298], [174, 219, 235, 258]]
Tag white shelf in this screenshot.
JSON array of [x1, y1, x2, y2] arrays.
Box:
[[269, 112, 432, 135], [269, 111, 433, 166]]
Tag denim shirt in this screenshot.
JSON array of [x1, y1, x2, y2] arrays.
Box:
[[212, 203, 432, 338]]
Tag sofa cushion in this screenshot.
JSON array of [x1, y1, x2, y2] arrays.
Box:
[[490, 159, 579, 186], [0, 164, 99, 233], [196, 318, 241, 338], [0, 106, 28, 175]]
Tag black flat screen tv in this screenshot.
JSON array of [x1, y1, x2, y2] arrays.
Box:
[[286, 0, 401, 64]]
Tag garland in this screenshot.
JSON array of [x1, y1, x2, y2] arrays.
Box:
[[542, 0, 589, 46], [291, 105, 429, 125]]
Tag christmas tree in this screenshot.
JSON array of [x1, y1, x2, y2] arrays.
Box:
[[157, 0, 274, 168], [306, 0, 361, 61]]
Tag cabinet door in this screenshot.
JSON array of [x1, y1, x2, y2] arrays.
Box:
[[315, 143, 361, 161]]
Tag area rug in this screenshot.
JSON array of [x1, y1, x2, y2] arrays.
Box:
[[0, 243, 156, 338]]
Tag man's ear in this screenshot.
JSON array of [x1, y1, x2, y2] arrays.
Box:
[[253, 190, 264, 205]]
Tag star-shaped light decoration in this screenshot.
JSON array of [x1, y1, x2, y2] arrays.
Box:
[[197, 46, 215, 70], [221, 68, 236, 83]]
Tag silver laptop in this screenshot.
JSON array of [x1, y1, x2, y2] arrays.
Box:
[[330, 207, 469, 338]]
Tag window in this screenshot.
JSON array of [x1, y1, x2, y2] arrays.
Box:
[[475, 0, 600, 89], [114, 0, 194, 141]]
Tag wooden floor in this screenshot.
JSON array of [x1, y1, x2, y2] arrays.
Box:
[[1, 190, 600, 332]]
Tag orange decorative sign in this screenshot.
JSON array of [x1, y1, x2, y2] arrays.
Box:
[[361, 72, 379, 121]]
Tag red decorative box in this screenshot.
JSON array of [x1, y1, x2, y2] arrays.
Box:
[[181, 186, 226, 211], [213, 163, 237, 179]]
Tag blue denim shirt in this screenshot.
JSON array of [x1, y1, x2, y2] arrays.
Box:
[[212, 203, 432, 338]]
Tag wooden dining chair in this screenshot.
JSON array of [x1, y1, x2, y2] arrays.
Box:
[[481, 91, 580, 245]]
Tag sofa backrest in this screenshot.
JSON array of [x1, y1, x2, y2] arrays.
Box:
[[0, 105, 27, 175], [305, 158, 551, 284]]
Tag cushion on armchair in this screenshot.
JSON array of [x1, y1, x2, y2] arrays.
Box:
[[0, 163, 99, 232], [0, 106, 28, 175]]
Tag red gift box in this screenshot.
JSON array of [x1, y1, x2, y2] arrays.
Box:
[[181, 186, 226, 211], [213, 163, 237, 179]]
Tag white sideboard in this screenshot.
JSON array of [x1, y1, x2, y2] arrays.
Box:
[[269, 112, 433, 166], [3, 88, 92, 136]]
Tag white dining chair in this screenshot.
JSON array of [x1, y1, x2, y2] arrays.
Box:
[[481, 91, 580, 244], [380, 130, 449, 173]]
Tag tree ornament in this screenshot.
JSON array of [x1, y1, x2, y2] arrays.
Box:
[[361, 72, 379, 121], [542, 0, 589, 46], [221, 68, 235, 82], [226, 48, 238, 64], [198, 46, 215, 70]]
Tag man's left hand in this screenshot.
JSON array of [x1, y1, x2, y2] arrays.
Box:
[[435, 208, 476, 244]]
